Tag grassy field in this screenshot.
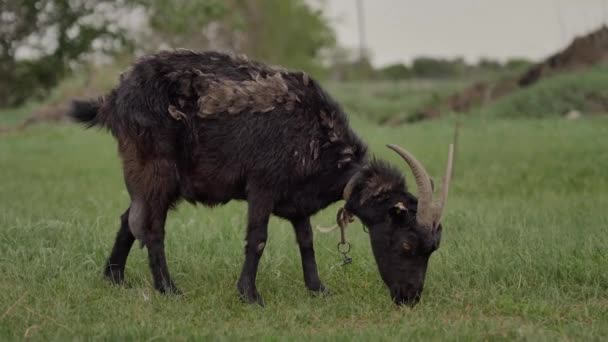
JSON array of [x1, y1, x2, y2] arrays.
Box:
[[327, 79, 466, 124], [1, 109, 607, 340], [476, 64, 608, 119]]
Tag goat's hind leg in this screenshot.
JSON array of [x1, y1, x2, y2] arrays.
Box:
[[104, 207, 135, 284], [127, 195, 181, 295], [145, 212, 181, 296], [121, 154, 181, 295], [237, 191, 273, 306]]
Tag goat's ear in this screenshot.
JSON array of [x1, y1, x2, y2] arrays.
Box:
[[389, 202, 409, 223], [165, 70, 194, 97]]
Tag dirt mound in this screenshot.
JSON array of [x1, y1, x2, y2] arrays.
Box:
[[519, 25, 608, 87], [416, 26, 608, 120]]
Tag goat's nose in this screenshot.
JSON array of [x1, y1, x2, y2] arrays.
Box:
[[391, 287, 422, 307]]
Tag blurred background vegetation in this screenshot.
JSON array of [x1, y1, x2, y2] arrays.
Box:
[[0, 0, 607, 127], [0, 0, 335, 108]]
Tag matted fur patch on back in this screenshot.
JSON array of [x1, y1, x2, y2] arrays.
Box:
[[196, 71, 301, 117]]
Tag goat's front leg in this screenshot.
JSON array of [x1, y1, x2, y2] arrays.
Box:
[[237, 193, 273, 306], [291, 217, 329, 295]]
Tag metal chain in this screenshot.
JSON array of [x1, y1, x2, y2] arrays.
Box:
[[336, 207, 354, 266]]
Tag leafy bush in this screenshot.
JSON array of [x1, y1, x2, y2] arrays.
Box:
[[0, 0, 131, 107], [377, 63, 412, 80]]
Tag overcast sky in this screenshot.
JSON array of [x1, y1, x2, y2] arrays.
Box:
[[314, 0, 608, 66]]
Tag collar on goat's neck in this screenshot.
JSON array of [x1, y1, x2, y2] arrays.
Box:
[[338, 170, 362, 228], [315, 172, 358, 237], [342, 170, 363, 203]]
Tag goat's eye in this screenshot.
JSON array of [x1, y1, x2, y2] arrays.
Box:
[[389, 202, 408, 221]]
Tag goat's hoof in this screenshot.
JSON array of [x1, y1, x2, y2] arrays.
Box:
[[162, 287, 183, 297], [165, 287, 183, 297], [156, 283, 183, 296], [103, 266, 125, 285], [241, 292, 265, 307], [309, 284, 331, 297], [238, 287, 265, 307]]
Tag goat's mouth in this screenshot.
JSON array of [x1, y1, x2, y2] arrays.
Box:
[[390, 287, 422, 307]]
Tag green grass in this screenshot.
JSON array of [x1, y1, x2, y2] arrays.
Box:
[[327, 79, 466, 124], [1, 115, 607, 340]]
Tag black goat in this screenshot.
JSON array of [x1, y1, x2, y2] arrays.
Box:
[[70, 50, 453, 306]]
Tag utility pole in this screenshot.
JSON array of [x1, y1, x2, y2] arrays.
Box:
[[554, 0, 567, 45], [356, 0, 367, 61]]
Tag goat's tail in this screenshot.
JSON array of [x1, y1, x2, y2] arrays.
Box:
[[68, 99, 101, 128]]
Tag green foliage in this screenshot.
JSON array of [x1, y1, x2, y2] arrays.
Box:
[[1, 118, 607, 339], [147, 0, 227, 35], [504, 57, 532, 71], [238, 0, 335, 77], [0, 0, 131, 107], [0, 0, 335, 108], [477, 57, 502, 71], [372, 57, 533, 82], [331, 57, 377, 81], [377, 63, 412, 81], [479, 64, 608, 118], [138, 0, 230, 48], [411, 57, 468, 78], [138, 0, 335, 77]]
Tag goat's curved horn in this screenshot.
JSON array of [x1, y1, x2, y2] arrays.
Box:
[[433, 144, 454, 229], [386, 144, 434, 227]]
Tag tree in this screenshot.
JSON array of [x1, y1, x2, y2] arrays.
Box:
[[137, 0, 232, 50], [139, 0, 336, 76], [477, 58, 502, 71], [504, 58, 532, 71], [378, 63, 412, 80], [0, 0, 336, 107], [0, 0, 132, 107], [238, 0, 335, 76], [411, 57, 466, 78]]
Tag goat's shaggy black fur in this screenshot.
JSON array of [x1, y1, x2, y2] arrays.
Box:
[[71, 50, 443, 306]]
